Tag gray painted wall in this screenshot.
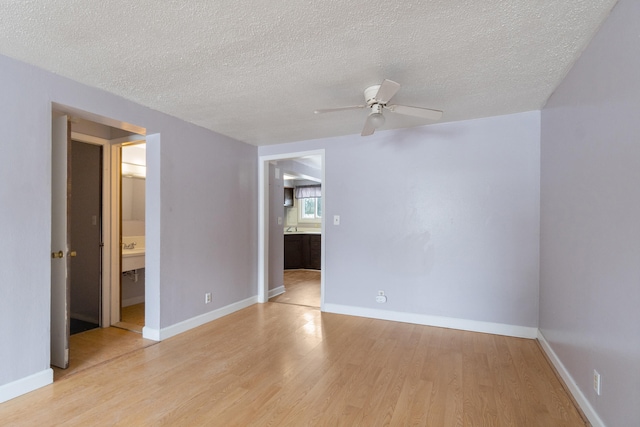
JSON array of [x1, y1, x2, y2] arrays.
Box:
[[260, 111, 541, 328], [540, 1, 640, 425], [268, 163, 284, 291], [0, 53, 257, 388]]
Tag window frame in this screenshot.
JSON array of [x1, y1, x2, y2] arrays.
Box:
[[297, 196, 322, 223]]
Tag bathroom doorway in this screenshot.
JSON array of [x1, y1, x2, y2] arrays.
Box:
[[51, 105, 149, 372], [116, 143, 147, 333]]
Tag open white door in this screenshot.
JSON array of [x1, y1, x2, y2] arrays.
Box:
[[51, 114, 70, 369]]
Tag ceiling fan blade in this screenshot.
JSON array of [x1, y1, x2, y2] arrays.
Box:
[[374, 79, 401, 104], [314, 105, 365, 114], [361, 114, 376, 136], [386, 104, 443, 120]]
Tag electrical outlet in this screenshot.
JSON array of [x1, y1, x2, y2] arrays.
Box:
[[205, 293, 212, 304], [593, 370, 601, 395], [376, 291, 387, 303]]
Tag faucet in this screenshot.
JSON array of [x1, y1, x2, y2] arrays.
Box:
[[123, 242, 137, 250]]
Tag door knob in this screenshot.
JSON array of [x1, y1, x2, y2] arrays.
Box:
[[69, 251, 77, 257], [52, 251, 64, 259]]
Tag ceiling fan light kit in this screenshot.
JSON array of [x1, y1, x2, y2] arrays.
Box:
[[368, 104, 385, 127], [315, 79, 444, 136]]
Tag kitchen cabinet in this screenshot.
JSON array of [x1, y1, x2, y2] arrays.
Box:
[[284, 234, 304, 269], [284, 187, 294, 207], [284, 234, 321, 270], [307, 235, 321, 269]]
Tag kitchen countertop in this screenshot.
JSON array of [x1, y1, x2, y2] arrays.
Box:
[[284, 231, 321, 235]]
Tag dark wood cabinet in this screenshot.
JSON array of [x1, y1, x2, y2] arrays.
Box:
[[307, 235, 321, 270], [284, 234, 304, 269], [284, 234, 321, 270], [284, 187, 294, 207]]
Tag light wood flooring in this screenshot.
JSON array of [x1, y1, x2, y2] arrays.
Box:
[[270, 269, 321, 308], [52, 326, 157, 381], [2, 303, 586, 426], [114, 302, 146, 333], [55, 303, 151, 381]]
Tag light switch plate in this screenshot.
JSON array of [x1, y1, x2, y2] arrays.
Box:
[[333, 215, 340, 225]]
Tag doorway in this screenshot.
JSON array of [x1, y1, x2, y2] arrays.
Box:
[[258, 150, 325, 309], [116, 143, 147, 333], [50, 106, 149, 372], [69, 140, 103, 335]]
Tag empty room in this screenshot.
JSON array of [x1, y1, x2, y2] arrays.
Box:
[[0, 1, 638, 426]]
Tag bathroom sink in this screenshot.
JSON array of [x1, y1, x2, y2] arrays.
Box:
[[122, 237, 145, 271], [122, 247, 145, 256], [122, 249, 145, 271], [122, 236, 145, 271]]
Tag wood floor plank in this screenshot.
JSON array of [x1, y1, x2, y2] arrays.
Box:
[[0, 303, 587, 426], [270, 269, 321, 307]]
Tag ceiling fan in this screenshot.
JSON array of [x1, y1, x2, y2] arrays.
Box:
[[314, 79, 443, 136]]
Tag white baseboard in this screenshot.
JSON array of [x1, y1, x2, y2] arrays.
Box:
[[122, 295, 145, 307], [537, 330, 605, 427], [268, 285, 285, 299], [323, 303, 538, 339], [142, 296, 258, 341], [0, 369, 53, 404]]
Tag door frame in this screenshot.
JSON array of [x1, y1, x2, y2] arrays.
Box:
[[70, 131, 145, 326], [258, 149, 325, 308], [51, 103, 146, 329]]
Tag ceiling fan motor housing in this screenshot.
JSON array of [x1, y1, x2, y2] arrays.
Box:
[[364, 85, 382, 105]]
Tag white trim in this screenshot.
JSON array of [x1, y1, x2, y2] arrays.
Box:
[[0, 369, 53, 404], [142, 296, 258, 341], [323, 303, 538, 339], [268, 285, 286, 299], [258, 150, 326, 310], [108, 143, 121, 326], [257, 159, 268, 303], [537, 331, 605, 427], [52, 102, 147, 135], [122, 295, 146, 307]]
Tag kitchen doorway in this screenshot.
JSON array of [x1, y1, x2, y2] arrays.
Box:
[[258, 150, 325, 309]]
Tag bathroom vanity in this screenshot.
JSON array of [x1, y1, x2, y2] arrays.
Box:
[[121, 236, 145, 271]]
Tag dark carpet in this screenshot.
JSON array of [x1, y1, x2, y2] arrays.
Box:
[[70, 318, 99, 335]]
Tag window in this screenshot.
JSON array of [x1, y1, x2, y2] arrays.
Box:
[[295, 185, 322, 223], [299, 197, 322, 222]]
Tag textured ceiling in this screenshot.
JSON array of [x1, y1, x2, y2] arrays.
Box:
[[0, 0, 617, 146]]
